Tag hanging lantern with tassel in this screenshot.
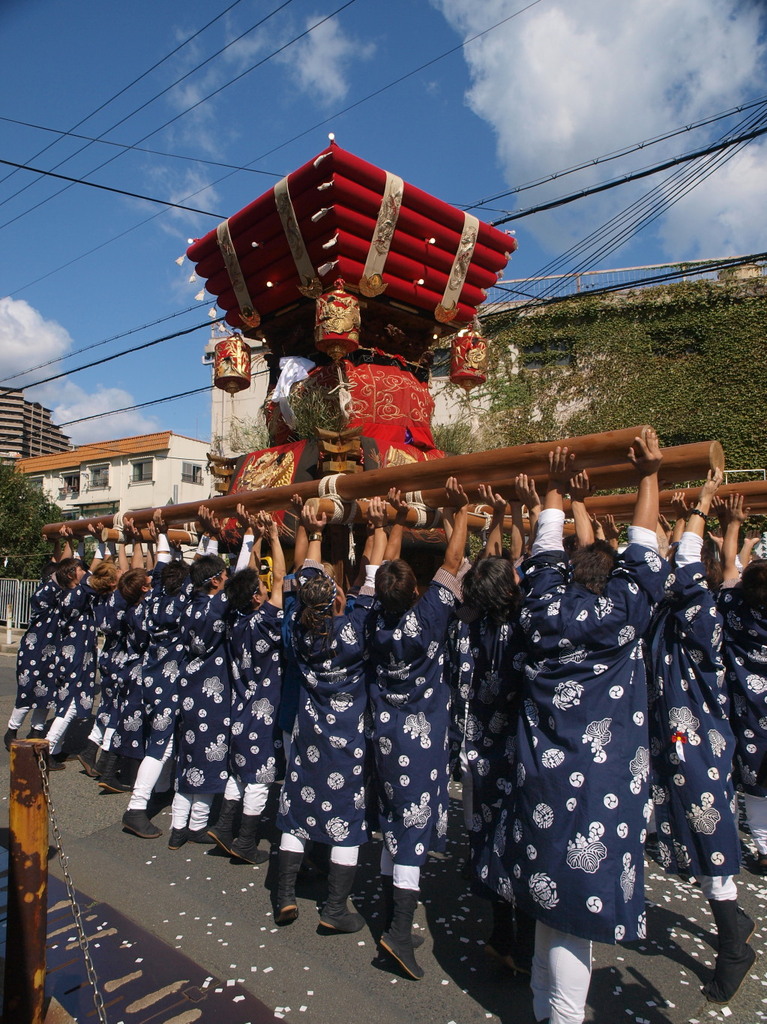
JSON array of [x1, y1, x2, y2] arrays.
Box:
[[214, 334, 252, 395], [450, 321, 488, 391], [315, 278, 361, 361]]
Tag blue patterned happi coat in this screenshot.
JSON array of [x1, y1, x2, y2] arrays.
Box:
[[278, 563, 373, 847], [16, 576, 64, 711], [718, 585, 767, 796], [450, 610, 524, 900], [53, 577, 100, 718], [138, 571, 191, 759], [228, 600, 283, 786], [647, 561, 740, 877], [176, 590, 232, 795], [508, 544, 669, 944], [369, 568, 462, 866], [110, 600, 152, 759]]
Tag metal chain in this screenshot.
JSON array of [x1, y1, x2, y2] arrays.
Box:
[[37, 750, 109, 1024]]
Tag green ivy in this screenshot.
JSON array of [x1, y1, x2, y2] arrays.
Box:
[[476, 277, 767, 470]]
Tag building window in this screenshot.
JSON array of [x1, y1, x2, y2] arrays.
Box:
[[131, 459, 153, 483], [181, 462, 204, 485], [431, 348, 451, 379], [523, 337, 574, 370], [28, 477, 43, 491], [90, 465, 109, 489], [62, 472, 80, 497]]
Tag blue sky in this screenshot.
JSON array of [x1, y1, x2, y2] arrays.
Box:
[[1, 0, 765, 444]]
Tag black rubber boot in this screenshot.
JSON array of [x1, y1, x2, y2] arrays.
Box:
[[207, 798, 240, 855], [168, 828, 188, 851], [98, 753, 137, 793], [122, 808, 162, 839], [47, 751, 68, 772], [187, 827, 216, 844], [513, 906, 536, 976], [77, 739, 101, 778], [319, 862, 365, 933], [382, 875, 424, 947], [94, 748, 112, 776], [4, 727, 17, 751], [703, 899, 756, 1003], [275, 849, 304, 924], [484, 900, 517, 969], [230, 814, 269, 864], [380, 886, 424, 980]]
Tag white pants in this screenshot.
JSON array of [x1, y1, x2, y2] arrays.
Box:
[[223, 775, 271, 816], [280, 831, 359, 866], [743, 792, 767, 855], [46, 700, 78, 755], [8, 705, 47, 732], [698, 875, 737, 901], [88, 721, 115, 749], [171, 792, 213, 831], [380, 847, 420, 891], [531, 921, 593, 1024], [127, 739, 174, 810]]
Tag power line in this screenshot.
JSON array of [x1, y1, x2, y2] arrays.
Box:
[[466, 94, 767, 211], [0, 304, 206, 386], [0, 0, 249, 192], [7, 0, 545, 298], [0, 156, 224, 218], [2, 318, 222, 399], [0, 114, 283, 179], [0, 0, 341, 234], [490, 124, 767, 225]]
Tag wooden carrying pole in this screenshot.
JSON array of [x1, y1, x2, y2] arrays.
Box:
[[570, 479, 767, 519], [4, 739, 49, 1024], [41, 426, 652, 538], [99, 528, 194, 545]]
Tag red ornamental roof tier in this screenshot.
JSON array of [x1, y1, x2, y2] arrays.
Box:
[[187, 142, 516, 354]]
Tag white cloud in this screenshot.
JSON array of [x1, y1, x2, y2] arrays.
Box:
[[31, 379, 160, 446], [0, 297, 159, 445], [433, 0, 767, 263], [275, 15, 375, 107], [0, 297, 72, 385]]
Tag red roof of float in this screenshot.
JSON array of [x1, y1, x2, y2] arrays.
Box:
[[187, 142, 516, 332]]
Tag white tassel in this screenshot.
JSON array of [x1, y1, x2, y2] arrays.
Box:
[[195, 289, 205, 301], [175, 255, 186, 266], [188, 273, 197, 283], [208, 307, 218, 318]]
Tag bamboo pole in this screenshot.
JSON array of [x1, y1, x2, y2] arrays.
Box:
[[41, 426, 652, 538], [4, 739, 49, 1024]]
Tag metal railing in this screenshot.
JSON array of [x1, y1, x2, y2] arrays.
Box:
[[0, 578, 41, 629]]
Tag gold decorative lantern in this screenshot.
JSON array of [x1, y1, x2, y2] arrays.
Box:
[[315, 278, 361, 361], [214, 334, 252, 395], [450, 322, 488, 391]]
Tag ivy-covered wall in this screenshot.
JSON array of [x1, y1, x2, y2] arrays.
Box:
[[480, 276, 767, 470]]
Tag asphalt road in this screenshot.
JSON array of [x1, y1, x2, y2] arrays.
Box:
[[1, 652, 766, 1024]]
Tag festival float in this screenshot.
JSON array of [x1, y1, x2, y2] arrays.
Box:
[[42, 140, 726, 564]]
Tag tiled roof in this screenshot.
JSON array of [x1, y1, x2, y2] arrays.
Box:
[[17, 432, 177, 474]]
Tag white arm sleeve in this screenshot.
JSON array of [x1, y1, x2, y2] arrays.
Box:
[[532, 508, 565, 556], [627, 525, 659, 552], [234, 534, 255, 574], [364, 564, 379, 588], [676, 530, 704, 567], [156, 533, 172, 564]]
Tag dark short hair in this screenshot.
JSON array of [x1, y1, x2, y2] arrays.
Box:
[[742, 558, 767, 613], [225, 568, 261, 613], [462, 556, 521, 625], [700, 536, 723, 592], [570, 540, 618, 596], [118, 567, 150, 605], [375, 558, 417, 618], [190, 554, 227, 593], [54, 557, 81, 588], [161, 560, 190, 596]]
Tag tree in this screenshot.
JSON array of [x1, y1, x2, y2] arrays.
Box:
[[0, 465, 63, 578]]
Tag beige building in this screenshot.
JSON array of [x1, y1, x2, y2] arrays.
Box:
[[17, 431, 212, 520]]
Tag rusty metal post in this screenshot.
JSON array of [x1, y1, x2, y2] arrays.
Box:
[[4, 739, 49, 1024]]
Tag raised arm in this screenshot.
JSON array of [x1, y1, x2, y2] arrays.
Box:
[[515, 473, 540, 553], [351, 495, 387, 589], [530, 450, 572, 556], [599, 514, 621, 552], [441, 477, 469, 576], [669, 490, 689, 545], [383, 488, 408, 562], [740, 528, 761, 568], [123, 516, 146, 570], [675, 469, 722, 568], [291, 494, 308, 568], [301, 503, 327, 566], [265, 514, 286, 610], [569, 470, 595, 548], [719, 494, 749, 583], [627, 427, 662, 537], [477, 483, 508, 558]]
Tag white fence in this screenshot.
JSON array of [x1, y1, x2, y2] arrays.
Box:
[[0, 578, 41, 629]]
